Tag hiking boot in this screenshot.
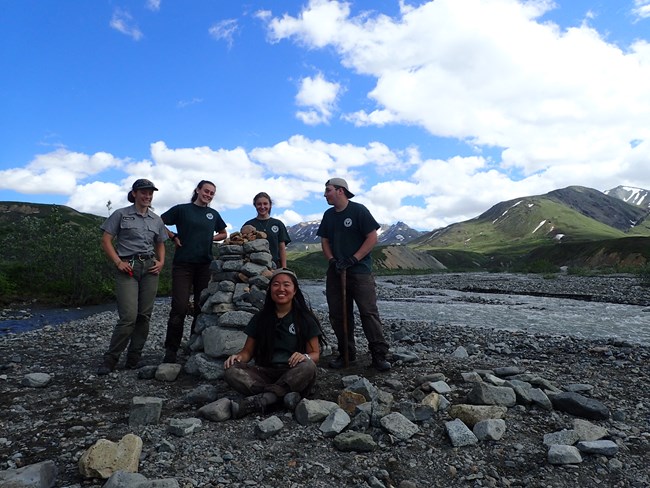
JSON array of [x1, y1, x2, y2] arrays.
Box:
[[162, 349, 177, 364], [371, 356, 391, 372], [97, 359, 115, 376], [231, 394, 267, 419], [125, 354, 142, 369], [328, 355, 356, 369]]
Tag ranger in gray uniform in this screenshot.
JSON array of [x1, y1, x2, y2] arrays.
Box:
[[97, 179, 167, 375]]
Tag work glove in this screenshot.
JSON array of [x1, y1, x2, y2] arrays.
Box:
[[335, 256, 358, 272]]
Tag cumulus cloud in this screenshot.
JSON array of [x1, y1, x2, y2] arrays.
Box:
[[0, 149, 122, 195], [264, 0, 650, 189], [633, 0, 650, 19], [209, 19, 238, 48], [295, 73, 342, 125], [109, 8, 143, 40]]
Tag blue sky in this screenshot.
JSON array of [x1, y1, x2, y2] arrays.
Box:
[[1, 0, 649, 231]]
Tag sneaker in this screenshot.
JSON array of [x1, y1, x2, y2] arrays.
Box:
[[371, 356, 391, 372], [162, 349, 177, 364], [231, 394, 267, 419], [97, 360, 114, 376], [328, 355, 356, 369]]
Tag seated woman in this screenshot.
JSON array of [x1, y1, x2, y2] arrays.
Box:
[[223, 268, 325, 418]]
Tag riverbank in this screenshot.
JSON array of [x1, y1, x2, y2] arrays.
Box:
[[1, 274, 649, 487]]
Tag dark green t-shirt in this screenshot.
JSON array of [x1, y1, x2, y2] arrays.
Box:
[[161, 203, 226, 264], [245, 311, 321, 366], [317, 201, 379, 274], [243, 217, 291, 266]]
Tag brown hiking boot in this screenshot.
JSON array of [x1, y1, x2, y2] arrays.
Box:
[[230, 394, 268, 419]]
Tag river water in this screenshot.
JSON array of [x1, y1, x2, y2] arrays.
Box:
[[299, 279, 650, 347], [2, 277, 649, 346]]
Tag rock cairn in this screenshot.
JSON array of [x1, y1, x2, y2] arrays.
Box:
[[184, 227, 274, 380]]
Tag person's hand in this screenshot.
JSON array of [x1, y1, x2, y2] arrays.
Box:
[[148, 259, 164, 275], [336, 256, 358, 272], [328, 257, 337, 268], [224, 354, 241, 369], [288, 352, 311, 368]]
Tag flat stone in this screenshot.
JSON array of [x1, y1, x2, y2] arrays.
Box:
[[445, 418, 479, 447], [333, 432, 376, 452], [547, 444, 582, 465], [577, 440, 619, 456], [449, 404, 507, 428], [0, 460, 58, 488], [551, 392, 610, 420], [255, 415, 284, 439], [473, 419, 506, 441], [198, 398, 232, 422], [379, 412, 419, 441]]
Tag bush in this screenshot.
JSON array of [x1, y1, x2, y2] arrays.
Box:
[[0, 206, 173, 306]]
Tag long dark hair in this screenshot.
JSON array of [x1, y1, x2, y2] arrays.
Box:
[[253, 272, 326, 366], [191, 180, 216, 203]]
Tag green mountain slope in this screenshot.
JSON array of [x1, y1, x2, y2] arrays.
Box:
[[414, 186, 650, 253]]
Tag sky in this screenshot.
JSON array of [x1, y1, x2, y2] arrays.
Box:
[[1, 0, 650, 232]]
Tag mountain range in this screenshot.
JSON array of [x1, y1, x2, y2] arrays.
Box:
[[287, 185, 650, 250], [287, 220, 426, 249]]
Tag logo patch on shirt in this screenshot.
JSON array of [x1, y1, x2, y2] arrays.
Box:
[[344, 218, 352, 228], [271, 225, 279, 234], [289, 323, 296, 335], [206, 213, 214, 220], [122, 216, 136, 221]]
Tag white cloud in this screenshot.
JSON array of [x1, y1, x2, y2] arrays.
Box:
[[633, 0, 650, 19], [0, 149, 122, 195], [264, 0, 650, 188], [295, 73, 342, 125], [209, 19, 238, 48], [146, 0, 161, 12], [109, 9, 143, 41], [177, 98, 204, 108]]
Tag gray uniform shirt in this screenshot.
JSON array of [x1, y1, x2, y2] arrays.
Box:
[[100, 205, 167, 257]]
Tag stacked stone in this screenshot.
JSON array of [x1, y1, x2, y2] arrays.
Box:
[[184, 234, 274, 380]]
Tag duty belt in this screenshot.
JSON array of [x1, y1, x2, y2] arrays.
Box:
[[120, 253, 155, 261]]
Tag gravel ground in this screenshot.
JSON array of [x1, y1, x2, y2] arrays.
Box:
[[1, 273, 649, 487]]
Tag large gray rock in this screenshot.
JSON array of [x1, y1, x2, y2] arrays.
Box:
[[319, 408, 351, 437], [543, 429, 579, 446], [467, 383, 516, 407], [333, 432, 376, 452], [473, 419, 506, 441], [380, 412, 419, 441], [203, 327, 246, 358], [294, 399, 339, 425], [184, 353, 225, 380], [445, 419, 479, 447], [129, 397, 163, 427], [21, 373, 51, 388], [184, 384, 219, 406], [577, 440, 619, 456], [551, 392, 610, 420], [0, 460, 58, 488], [198, 398, 232, 422], [255, 416, 284, 439], [573, 418, 608, 441], [343, 378, 379, 402], [218, 310, 255, 329], [547, 444, 582, 465]]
